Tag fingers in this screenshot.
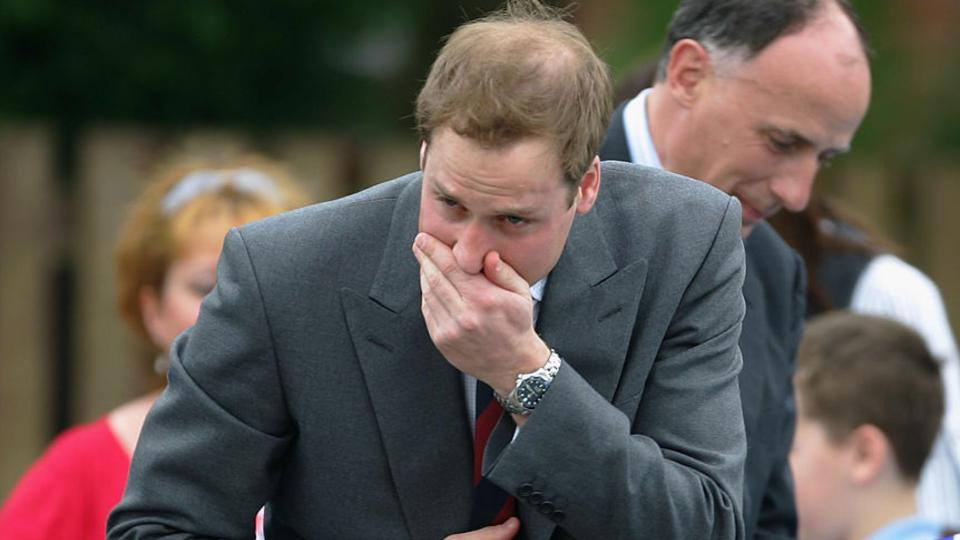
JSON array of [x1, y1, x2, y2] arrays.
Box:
[[414, 233, 464, 319], [414, 232, 460, 277], [482, 251, 529, 297], [443, 517, 521, 540]]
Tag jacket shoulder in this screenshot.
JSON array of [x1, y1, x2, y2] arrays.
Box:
[[226, 172, 420, 286], [597, 161, 737, 233]]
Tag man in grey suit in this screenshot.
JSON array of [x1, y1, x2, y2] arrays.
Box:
[[109, 2, 748, 538], [599, 1, 872, 538]]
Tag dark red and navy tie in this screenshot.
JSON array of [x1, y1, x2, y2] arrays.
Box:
[[470, 380, 516, 527]]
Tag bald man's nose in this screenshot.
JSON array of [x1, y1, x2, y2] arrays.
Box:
[[770, 159, 816, 212]]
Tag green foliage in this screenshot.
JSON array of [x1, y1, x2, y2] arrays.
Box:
[[0, 0, 957, 162], [0, 0, 447, 130]]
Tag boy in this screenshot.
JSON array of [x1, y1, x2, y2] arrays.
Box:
[[792, 312, 951, 539]]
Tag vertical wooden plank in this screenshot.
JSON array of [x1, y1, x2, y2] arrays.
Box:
[[168, 130, 255, 166], [272, 131, 419, 197], [268, 130, 350, 202], [363, 136, 419, 189], [0, 124, 56, 497], [916, 168, 960, 343], [817, 159, 916, 261], [73, 125, 163, 423], [825, 160, 903, 245]]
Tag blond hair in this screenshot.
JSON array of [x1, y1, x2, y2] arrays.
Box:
[[115, 154, 309, 346]]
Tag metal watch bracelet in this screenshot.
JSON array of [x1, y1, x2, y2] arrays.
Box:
[[494, 349, 562, 415]]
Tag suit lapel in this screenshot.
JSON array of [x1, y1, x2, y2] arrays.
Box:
[[522, 206, 648, 540], [538, 204, 647, 403], [598, 103, 631, 162], [342, 176, 474, 538], [738, 252, 772, 438]]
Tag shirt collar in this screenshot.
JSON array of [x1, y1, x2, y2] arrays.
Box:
[[530, 278, 547, 304], [865, 516, 944, 540], [622, 87, 663, 170]]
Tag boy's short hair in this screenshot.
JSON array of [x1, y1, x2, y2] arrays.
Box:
[[796, 311, 943, 480]]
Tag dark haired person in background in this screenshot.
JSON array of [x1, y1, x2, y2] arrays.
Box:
[[601, 1, 872, 538]]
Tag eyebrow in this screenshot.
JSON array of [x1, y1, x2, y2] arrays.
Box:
[[429, 179, 540, 217]]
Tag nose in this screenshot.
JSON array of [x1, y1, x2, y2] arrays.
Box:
[[769, 157, 817, 212], [452, 221, 488, 275]]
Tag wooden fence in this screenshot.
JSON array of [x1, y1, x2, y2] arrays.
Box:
[[0, 123, 419, 495], [1, 123, 958, 499]]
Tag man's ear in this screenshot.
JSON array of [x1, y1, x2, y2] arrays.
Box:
[[664, 38, 714, 108], [846, 424, 891, 486], [574, 156, 601, 215], [419, 141, 428, 170]]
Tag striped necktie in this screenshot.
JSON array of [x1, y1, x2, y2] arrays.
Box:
[[469, 380, 516, 527], [468, 279, 542, 527]]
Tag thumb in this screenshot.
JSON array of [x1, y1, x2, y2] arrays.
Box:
[[444, 517, 521, 540], [483, 252, 529, 297], [487, 517, 521, 539]]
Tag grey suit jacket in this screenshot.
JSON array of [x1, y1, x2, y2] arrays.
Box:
[[601, 103, 806, 540], [109, 162, 748, 539]]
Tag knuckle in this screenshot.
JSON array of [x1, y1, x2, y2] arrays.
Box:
[[438, 258, 460, 276], [473, 291, 496, 311], [459, 313, 480, 333], [425, 270, 445, 291]]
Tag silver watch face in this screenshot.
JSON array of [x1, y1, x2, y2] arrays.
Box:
[[517, 376, 550, 409]]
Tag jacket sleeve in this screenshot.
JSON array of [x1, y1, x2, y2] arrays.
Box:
[[486, 196, 747, 539], [108, 228, 293, 539]]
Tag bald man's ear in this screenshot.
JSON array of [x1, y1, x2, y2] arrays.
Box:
[[665, 39, 713, 108]]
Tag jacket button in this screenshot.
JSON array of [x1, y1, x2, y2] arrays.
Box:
[[551, 509, 566, 522], [529, 491, 544, 504], [538, 501, 555, 515], [518, 483, 535, 497]]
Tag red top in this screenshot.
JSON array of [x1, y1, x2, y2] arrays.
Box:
[[0, 417, 130, 540]]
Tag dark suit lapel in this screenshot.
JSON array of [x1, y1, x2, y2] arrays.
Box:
[[738, 250, 772, 439], [522, 207, 648, 540], [598, 103, 631, 162], [342, 176, 473, 538]]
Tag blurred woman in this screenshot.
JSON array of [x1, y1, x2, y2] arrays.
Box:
[[0, 155, 309, 539]]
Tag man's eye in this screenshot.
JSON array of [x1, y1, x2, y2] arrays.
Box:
[[440, 197, 459, 208], [503, 215, 526, 226], [770, 138, 794, 153]]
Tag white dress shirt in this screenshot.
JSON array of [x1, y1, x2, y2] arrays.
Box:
[[622, 88, 663, 170], [851, 254, 960, 524]]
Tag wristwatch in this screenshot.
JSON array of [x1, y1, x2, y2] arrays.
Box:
[[495, 349, 562, 415]]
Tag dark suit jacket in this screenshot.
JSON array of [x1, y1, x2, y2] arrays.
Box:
[[109, 163, 749, 539], [601, 103, 806, 540]]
